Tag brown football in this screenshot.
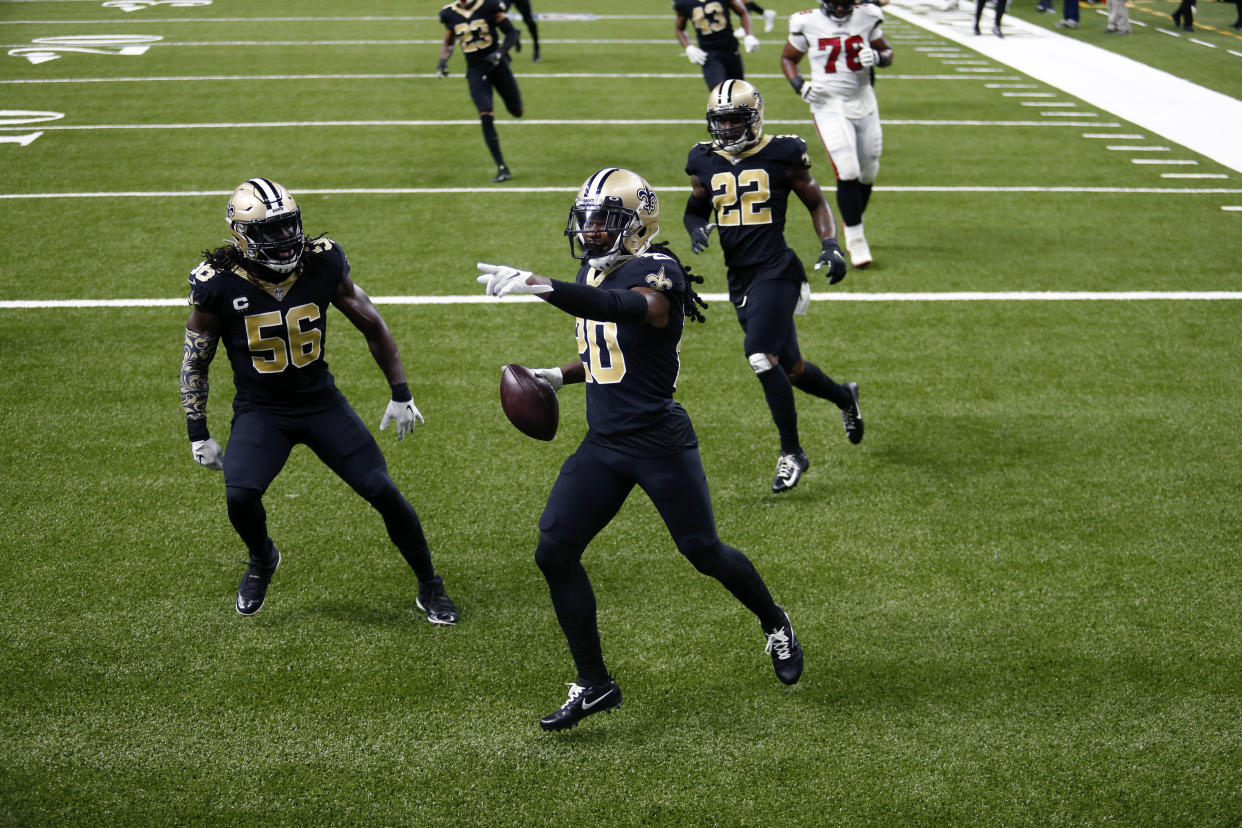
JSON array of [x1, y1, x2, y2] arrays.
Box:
[[500, 363, 558, 441]]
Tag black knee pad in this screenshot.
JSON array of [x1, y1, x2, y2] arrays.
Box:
[[225, 485, 262, 516], [535, 534, 583, 576], [679, 537, 725, 574]]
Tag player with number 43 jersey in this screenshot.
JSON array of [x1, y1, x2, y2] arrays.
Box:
[[782, 0, 893, 269]]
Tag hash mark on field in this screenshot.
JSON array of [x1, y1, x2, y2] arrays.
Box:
[[1132, 159, 1198, 165], [1162, 173, 1228, 179], [1106, 145, 1170, 151], [1083, 133, 1144, 139]]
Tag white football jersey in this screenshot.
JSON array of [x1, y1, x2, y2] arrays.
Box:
[[788, 5, 884, 103]]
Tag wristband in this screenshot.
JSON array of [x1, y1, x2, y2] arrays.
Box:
[[187, 419, 210, 442], [390, 382, 412, 403]]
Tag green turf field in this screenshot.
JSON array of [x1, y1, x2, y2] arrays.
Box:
[[2, 1, 1241, 824]]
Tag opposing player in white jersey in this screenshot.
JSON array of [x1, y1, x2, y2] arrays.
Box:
[[781, 0, 893, 268]]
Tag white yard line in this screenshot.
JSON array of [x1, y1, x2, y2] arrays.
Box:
[[3, 186, 1239, 200], [0, 118, 1123, 132], [5, 292, 1241, 310]]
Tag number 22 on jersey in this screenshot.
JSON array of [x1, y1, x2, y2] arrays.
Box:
[[711, 169, 772, 227]]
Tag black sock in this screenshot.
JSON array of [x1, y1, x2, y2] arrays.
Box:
[[859, 182, 873, 215], [836, 179, 864, 227], [756, 367, 800, 454], [226, 486, 273, 563], [536, 536, 610, 686], [480, 114, 505, 167], [792, 360, 852, 409]]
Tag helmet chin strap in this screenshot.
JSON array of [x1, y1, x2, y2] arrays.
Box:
[[588, 250, 630, 271]]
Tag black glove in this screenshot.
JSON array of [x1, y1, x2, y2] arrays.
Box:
[[816, 239, 847, 284], [435, 58, 449, 78], [688, 222, 713, 254], [485, 50, 505, 68]]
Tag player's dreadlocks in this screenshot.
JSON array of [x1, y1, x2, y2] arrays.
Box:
[[649, 241, 708, 323], [198, 233, 324, 280]]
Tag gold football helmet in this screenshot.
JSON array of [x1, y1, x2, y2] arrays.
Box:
[[565, 168, 660, 264], [707, 80, 764, 154], [226, 177, 304, 274]]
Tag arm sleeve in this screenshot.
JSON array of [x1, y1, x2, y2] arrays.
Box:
[[541, 280, 650, 323], [181, 328, 219, 441], [684, 189, 713, 235], [497, 16, 520, 52]]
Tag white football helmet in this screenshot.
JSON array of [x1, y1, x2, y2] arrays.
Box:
[[226, 177, 304, 274], [706, 80, 764, 154], [565, 168, 660, 267]]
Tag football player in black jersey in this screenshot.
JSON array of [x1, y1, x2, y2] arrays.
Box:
[[674, 0, 760, 89], [508, 0, 541, 62], [436, 0, 523, 182], [474, 168, 804, 732], [684, 81, 865, 494], [181, 178, 459, 625]]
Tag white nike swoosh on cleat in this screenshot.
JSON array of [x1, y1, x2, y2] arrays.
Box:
[[581, 688, 617, 710]]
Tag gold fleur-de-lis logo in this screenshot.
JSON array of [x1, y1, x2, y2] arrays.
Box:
[[646, 266, 672, 292]]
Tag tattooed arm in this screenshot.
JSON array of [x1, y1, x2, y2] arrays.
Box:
[[182, 308, 225, 470]]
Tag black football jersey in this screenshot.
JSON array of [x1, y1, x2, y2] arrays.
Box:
[[188, 238, 348, 415], [440, 0, 507, 66], [674, 0, 740, 52], [573, 252, 697, 455], [685, 134, 811, 295]]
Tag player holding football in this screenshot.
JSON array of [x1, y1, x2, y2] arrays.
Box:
[[181, 177, 459, 625], [674, 0, 761, 89], [436, 0, 523, 182], [781, 0, 893, 268], [684, 80, 864, 494], [474, 167, 804, 731]]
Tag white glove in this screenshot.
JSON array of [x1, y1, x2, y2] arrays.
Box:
[[743, 34, 760, 53], [476, 262, 554, 298], [531, 367, 564, 392], [685, 44, 708, 65], [799, 80, 829, 104], [858, 47, 878, 68], [191, 438, 224, 471], [380, 398, 424, 441]]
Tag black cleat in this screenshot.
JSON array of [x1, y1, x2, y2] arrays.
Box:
[[492, 164, 512, 183], [236, 541, 280, 616], [416, 576, 459, 626], [771, 450, 810, 493], [539, 679, 622, 731], [841, 381, 864, 445], [765, 607, 804, 685], [532, 44, 541, 62]]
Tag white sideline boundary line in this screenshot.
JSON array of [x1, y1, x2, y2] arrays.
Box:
[[887, 0, 1242, 173], [5, 292, 1241, 310]]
